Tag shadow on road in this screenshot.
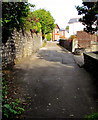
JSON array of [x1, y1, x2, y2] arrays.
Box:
[[11, 44, 98, 118]]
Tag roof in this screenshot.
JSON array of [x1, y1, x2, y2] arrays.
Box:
[[55, 24, 60, 30], [60, 29, 65, 31], [68, 18, 80, 24]]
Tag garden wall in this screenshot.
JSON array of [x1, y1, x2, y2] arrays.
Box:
[[77, 31, 97, 48], [59, 39, 72, 52], [2, 29, 42, 68], [83, 52, 98, 79]]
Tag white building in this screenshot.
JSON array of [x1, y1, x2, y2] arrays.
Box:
[[68, 18, 84, 36]]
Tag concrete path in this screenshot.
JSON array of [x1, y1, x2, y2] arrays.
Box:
[[13, 42, 98, 118]]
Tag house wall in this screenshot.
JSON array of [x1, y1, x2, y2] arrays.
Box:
[[52, 25, 70, 40], [69, 22, 84, 36], [59, 30, 66, 38], [52, 28, 60, 41], [65, 31, 70, 38]]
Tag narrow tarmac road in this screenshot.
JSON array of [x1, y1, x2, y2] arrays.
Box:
[[13, 42, 98, 118]]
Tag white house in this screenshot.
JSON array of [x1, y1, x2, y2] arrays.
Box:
[[68, 18, 84, 36]]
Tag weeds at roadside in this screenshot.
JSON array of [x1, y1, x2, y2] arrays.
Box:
[[2, 69, 25, 119], [85, 113, 98, 120], [42, 41, 47, 47]]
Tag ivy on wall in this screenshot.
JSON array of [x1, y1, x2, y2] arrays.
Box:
[[2, 2, 35, 43]]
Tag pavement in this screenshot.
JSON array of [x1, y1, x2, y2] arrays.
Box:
[[13, 41, 98, 119], [73, 54, 84, 67]]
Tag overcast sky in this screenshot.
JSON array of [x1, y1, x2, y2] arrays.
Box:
[[28, 0, 83, 29]]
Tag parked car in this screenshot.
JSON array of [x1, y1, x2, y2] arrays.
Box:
[[53, 39, 59, 42], [57, 39, 59, 42]]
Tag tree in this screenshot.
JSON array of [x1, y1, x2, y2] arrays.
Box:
[[76, 2, 98, 34], [24, 11, 41, 33], [32, 9, 55, 39], [2, 2, 35, 43], [66, 26, 69, 32]]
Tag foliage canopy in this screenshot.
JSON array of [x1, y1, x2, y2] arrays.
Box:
[[24, 11, 42, 33], [2, 2, 35, 43], [2, 3, 55, 42], [32, 9, 55, 39], [76, 2, 98, 34]]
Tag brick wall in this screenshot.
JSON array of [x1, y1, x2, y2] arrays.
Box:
[[2, 29, 42, 68], [77, 31, 97, 48]]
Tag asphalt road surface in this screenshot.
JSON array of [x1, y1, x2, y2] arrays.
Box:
[[13, 41, 98, 119]]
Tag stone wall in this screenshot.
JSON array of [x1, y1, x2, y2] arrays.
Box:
[[83, 52, 98, 79], [2, 29, 42, 68]]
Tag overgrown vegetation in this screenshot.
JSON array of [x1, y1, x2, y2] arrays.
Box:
[[2, 2, 34, 43], [2, 70, 25, 119], [42, 41, 47, 47], [85, 113, 98, 120], [24, 11, 42, 33]]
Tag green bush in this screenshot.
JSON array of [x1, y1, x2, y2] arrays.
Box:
[[3, 99, 25, 119], [85, 113, 98, 120], [42, 41, 47, 47], [46, 33, 52, 41]]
